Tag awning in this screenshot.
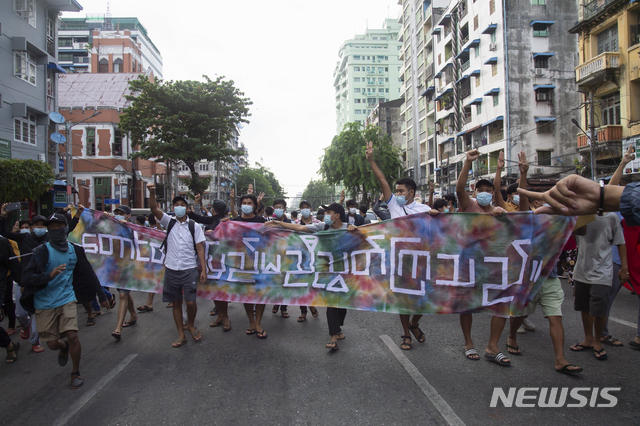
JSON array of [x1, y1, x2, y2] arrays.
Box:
[[420, 86, 435, 97], [432, 27, 442, 33], [435, 88, 453, 100], [443, 62, 454, 68], [438, 14, 451, 26], [534, 117, 557, 123], [455, 74, 470, 84], [47, 62, 66, 74], [465, 125, 482, 134], [470, 69, 481, 76], [435, 72, 442, 78], [482, 24, 497, 34], [455, 48, 470, 60], [530, 20, 555, 26], [466, 98, 483, 106], [482, 116, 504, 127], [533, 84, 556, 90], [53, 180, 78, 194], [466, 39, 481, 47], [484, 88, 500, 96], [484, 57, 498, 64], [442, 137, 454, 144], [438, 112, 454, 122], [456, 130, 467, 137], [532, 52, 555, 58]]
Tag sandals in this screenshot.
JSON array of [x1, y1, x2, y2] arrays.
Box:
[[223, 319, 231, 332], [465, 348, 480, 361], [556, 364, 583, 375], [256, 330, 268, 339], [190, 329, 202, 342], [281, 311, 290, 318], [310, 307, 318, 317], [210, 318, 224, 327], [86, 317, 96, 326], [409, 324, 426, 343], [20, 327, 30, 340], [137, 305, 153, 312], [297, 315, 307, 322], [570, 343, 593, 352], [506, 343, 522, 356], [594, 348, 608, 360], [400, 335, 412, 350], [109, 296, 117, 309], [31, 345, 44, 353], [485, 352, 511, 367], [326, 341, 338, 351], [246, 328, 256, 335], [5, 342, 19, 363], [172, 339, 187, 348], [601, 335, 623, 347], [271, 306, 279, 314], [111, 331, 121, 341], [122, 320, 137, 327]]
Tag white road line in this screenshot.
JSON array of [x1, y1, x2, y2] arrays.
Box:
[[380, 335, 466, 426], [53, 354, 138, 426], [609, 316, 636, 329]]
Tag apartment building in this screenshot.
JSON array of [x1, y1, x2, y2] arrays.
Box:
[[570, 0, 640, 178], [365, 98, 404, 150], [334, 19, 404, 133]]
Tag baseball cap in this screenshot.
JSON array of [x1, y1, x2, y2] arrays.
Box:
[[475, 179, 495, 189], [44, 212, 68, 226], [114, 205, 131, 215], [211, 199, 227, 214], [320, 203, 346, 222], [299, 200, 312, 209], [32, 215, 47, 224], [172, 195, 188, 205]]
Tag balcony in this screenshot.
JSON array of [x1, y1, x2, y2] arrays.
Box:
[[461, 35, 469, 46], [445, 50, 453, 62], [575, 52, 620, 86], [461, 60, 470, 72], [489, 128, 504, 144], [367, 70, 376, 75], [367, 80, 376, 85], [425, 62, 434, 79], [577, 125, 623, 150]]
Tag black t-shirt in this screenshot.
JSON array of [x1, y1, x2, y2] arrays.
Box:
[[231, 215, 266, 223]]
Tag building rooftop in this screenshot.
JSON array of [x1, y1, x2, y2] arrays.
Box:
[[58, 73, 141, 108]]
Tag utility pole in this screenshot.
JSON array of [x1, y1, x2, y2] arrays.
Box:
[[589, 91, 597, 181]]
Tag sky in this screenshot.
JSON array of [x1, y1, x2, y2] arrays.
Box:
[[62, 0, 402, 200]]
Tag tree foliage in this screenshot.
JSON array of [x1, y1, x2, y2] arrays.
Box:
[[254, 162, 285, 198], [235, 166, 280, 203], [0, 159, 55, 203], [120, 75, 252, 195], [320, 123, 402, 204], [301, 180, 336, 208]]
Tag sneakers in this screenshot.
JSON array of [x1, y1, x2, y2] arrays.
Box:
[[58, 341, 69, 366], [523, 318, 536, 331], [517, 325, 526, 334], [70, 372, 83, 389]]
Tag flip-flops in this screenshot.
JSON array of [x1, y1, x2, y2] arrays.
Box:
[[629, 341, 640, 350], [190, 329, 202, 342], [570, 343, 593, 352], [485, 352, 511, 366], [297, 315, 307, 322], [465, 348, 480, 361], [556, 364, 583, 375], [111, 331, 121, 341], [594, 348, 608, 360], [256, 330, 268, 339], [136, 305, 153, 312], [326, 341, 338, 351], [172, 339, 187, 348], [246, 328, 256, 335], [310, 307, 319, 317], [122, 320, 137, 327], [86, 317, 96, 326], [506, 344, 522, 355]]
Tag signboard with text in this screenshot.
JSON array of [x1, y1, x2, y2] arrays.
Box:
[[0, 138, 11, 159]]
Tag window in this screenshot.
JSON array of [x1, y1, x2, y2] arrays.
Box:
[[355, 99, 361, 103], [378, 78, 384, 83], [490, 0, 495, 14], [378, 88, 384, 93], [476, 75, 481, 87], [355, 110, 362, 114], [597, 25, 619, 54], [602, 92, 621, 126], [14, 51, 36, 85], [438, 53, 441, 65], [536, 121, 554, 134], [58, 52, 74, 62], [385, 88, 389, 93], [199, 163, 209, 171], [14, 114, 36, 145], [532, 23, 550, 37], [354, 77, 360, 82], [476, 104, 482, 114], [58, 38, 72, 47], [537, 150, 551, 165], [534, 56, 549, 68], [354, 88, 361, 93], [113, 58, 123, 73], [532, 0, 545, 4], [354, 55, 361, 60], [630, 12, 640, 46], [354, 67, 360, 71], [474, 15, 479, 31], [493, 95, 499, 107], [86, 127, 96, 156], [385, 78, 389, 82], [475, 46, 480, 58], [14, 0, 36, 27], [113, 130, 122, 156], [98, 58, 109, 73], [492, 63, 498, 76]]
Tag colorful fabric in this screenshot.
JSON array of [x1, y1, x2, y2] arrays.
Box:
[[68, 209, 575, 317]]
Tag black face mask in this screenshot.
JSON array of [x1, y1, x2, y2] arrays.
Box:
[[48, 226, 69, 252]]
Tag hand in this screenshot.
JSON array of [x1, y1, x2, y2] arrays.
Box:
[[619, 268, 629, 284], [147, 182, 156, 192], [365, 141, 374, 161], [188, 205, 194, 213], [428, 209, 439, 216], [220, 216, 230, 223], [466, 149, 480, 163], [200, 270, 207, 284], [247, 184, 254, 194], [0, 203, 7, 217], [12, 221, 19, 233], [622, 145, 635, 165], [64, 204, 73, 212], [497, 151, 505, 169], [518, 175, 600, 216], [340, 190, 345, 201], [265, 221, 281, 228], [75, 204, 85, 218], [379, 194, 384, 201], [429, 182, 435, 194], [518, 151, 529, 175], [100, 300, 111, 311], [492, 210, 504, 217], [195, 194, 201, 203], [230, 188, 235, 198], [257, 192, 265, 204], [49, 264, 66, 279], [347, 224, 358, 232]]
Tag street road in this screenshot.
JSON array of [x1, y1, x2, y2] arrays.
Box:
[[2, 279, 639, 426]]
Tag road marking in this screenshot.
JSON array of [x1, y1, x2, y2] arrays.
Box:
[[609, 316, 636, 329], [380, 335, 466, 426], [53, 354, 137, 426]]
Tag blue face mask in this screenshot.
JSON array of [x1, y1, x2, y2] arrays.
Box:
[[241, 205, 254, 215], [301, 208, 311, 218], [174, 206, 186, 218], [115, 215, 125, 221], [144, 221, 150, 227], [20, 228, 30, 234], [512, 195, 520, 206], [395, 195, 407, 206], [444, 208, 450, 213], [476, 192, 493, 207], [274, 208, 284, 218], [324, 215, 334, 227], [33, 228, 47, 237]]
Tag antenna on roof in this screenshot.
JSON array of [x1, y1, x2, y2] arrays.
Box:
[[106, 2, 111, 18]]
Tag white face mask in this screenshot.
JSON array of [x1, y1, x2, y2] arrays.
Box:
[[349, 208, 357, 215]]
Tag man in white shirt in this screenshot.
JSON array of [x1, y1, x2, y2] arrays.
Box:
[[365, 141, 432, 351], [148, 183, 207, 348]]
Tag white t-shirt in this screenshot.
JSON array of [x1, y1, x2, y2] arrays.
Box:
[[160, 213, 206, 271], [386, 195, 431, 219]]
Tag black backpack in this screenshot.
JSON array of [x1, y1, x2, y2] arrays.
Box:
[[160, 218, 197, 254]]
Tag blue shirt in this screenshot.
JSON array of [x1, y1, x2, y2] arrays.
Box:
[[612, 212, 624, 266], [34, 242, 77, 310], [621, 182, 640, 226]]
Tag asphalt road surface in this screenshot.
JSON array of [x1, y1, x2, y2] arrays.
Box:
[[2, 279, 639, 426]]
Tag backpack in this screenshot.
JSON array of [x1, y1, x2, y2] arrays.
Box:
[[160, 218, 196, 254]]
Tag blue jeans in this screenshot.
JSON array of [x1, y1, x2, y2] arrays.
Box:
[[91, 287, 113, 312]]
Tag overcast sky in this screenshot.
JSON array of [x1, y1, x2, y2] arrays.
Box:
[[63, 0, 402, 200]]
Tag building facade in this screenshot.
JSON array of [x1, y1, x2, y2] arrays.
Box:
[[334, 19, 404, 133], [59, 15, 163, 78], [570, 0, 640, 179], [365, 98, 404, 150]]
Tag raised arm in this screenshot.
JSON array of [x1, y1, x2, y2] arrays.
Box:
[[229, 187, 237, 218], [493, 151, 506, 209], [146, 183, 163, 221], [610, 145, 634, 187], [264, 220, 311, 233], [517, 151, 530, 212], [0, 205, 26, 242], [428, 182, 435, 208], [456, 150, 479, 212], [365, 141, 392, 202]]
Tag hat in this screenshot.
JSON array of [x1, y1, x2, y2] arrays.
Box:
[[18, 219, 31, 228], [44, 213, 68, 226], [475, 179, 495, 189], [32, 215, 47, 224], [114, 205, 131, 215], [320, 203, 346, 222], [299, 199, 312, 209], [172, 195, 188, 205], [211, 199, 227, 214]]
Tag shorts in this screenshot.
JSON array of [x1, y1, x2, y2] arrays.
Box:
[[522, 277, 564, 317], [574, 280, 610, 317], [162, 267, 198, 303], [35, 301, 78, 342]]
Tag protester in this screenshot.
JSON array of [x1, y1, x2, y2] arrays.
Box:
[[292, 200, 320, 321], [443, 193, 457, 213], [344, 199, 364, 226], [22, 213, 110, 388], [148, 184, 207, 348], [372, 194, 391, 221], [358, 205, 371, 224], [0, 234, 22, 363], [270, 199, 291, 318], [316, 209, 325, 222]]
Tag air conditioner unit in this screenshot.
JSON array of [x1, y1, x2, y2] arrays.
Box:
[[535, 69, 544, 76], [535, 168, 544, 174], [489, 42, 497, 51], [536, 92, 549, 101]]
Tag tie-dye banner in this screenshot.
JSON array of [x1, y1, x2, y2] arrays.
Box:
[[68, 209, 575, 317]]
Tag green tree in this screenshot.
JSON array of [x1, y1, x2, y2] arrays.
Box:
[[301, 180, 335, 208], [235, 167, 274, 200], [0, 159, 55, 203], [255, 161, 285, 198], [320, 123, 401, 205], [120, 75, 252, 195]]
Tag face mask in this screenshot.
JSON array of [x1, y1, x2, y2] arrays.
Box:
[[395, 195, 407, 206], [301, 209, 311, 218], [174, 206, 187, 218], [349, 208, 357, 215], [48, 226, 69, 251], [324, 215, 334, 227], [274, 208, 284, 218], [115, 215, 125, 221], [33, 228, 47, 237], [476, 192, 492, 207], [20, 229, 30, 234], [444, 208, 450, 213], [241, 205, 254, 215], [512, 195, 520, 206], [145, 221, 150, 227]]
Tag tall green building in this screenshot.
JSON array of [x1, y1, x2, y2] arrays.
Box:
[[334, 19, 403, 134]]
